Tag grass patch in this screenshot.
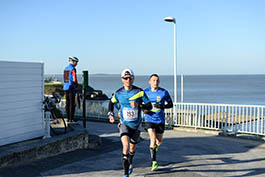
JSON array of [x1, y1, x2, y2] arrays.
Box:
[[44, 82, 64, 97]]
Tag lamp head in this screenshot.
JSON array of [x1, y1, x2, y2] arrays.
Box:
[[164, 16, 176, 23]]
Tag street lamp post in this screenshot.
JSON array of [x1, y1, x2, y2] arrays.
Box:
[[164, 16, 177, 104]]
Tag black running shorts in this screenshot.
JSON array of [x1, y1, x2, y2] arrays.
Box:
[[145, 122, 165, 134], [119, 123, 141, 144]]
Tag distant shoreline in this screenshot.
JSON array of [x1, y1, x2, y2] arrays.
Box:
[[44, 73, 265, 77]]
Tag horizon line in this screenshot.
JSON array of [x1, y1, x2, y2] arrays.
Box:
[[44, 73, 265, 76]]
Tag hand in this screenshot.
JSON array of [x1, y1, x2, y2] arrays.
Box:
[[109, 115, 115, 123], [153, 102, 164, 109], [143, 110, 151, 114], [130, 101, 139, 108]]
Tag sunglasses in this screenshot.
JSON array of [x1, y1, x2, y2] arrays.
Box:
[[122, 76, 134, 80]]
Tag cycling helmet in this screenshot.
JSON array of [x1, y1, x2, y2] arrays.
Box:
[[69, 56, 79, 62]]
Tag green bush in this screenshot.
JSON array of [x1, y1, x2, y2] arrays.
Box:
[[44, 83, 64, 97]]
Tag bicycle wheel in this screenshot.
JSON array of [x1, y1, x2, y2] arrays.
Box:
[[50, 110, 67, 135]]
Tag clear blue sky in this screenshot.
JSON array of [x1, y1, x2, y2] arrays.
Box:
[[0, 0, 265, 75]]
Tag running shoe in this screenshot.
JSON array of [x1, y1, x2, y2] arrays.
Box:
[[151, 161, 158, 171], [124, 175, 129, 177], [128, 164, 133, 174]]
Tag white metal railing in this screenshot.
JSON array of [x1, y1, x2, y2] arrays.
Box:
[[57, 99, 265, 136], [164, 103, 265, 136]]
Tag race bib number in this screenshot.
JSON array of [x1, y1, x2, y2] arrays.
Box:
[[151, 103, 161, 113], [122, 108, 138, 121]]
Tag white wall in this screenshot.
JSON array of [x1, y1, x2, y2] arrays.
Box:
[[0, 61, 44, 146]]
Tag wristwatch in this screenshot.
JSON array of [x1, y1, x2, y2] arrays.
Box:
[[108, 112, 114, 116]]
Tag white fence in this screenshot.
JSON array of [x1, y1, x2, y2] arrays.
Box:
[[0, 61, 45, 146], [165, 103, 265, 136], [57, 99, 265, 136]]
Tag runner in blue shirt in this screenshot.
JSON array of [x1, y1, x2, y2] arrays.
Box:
[[108, 69, 152, 177], [144, 74, 173, 171]]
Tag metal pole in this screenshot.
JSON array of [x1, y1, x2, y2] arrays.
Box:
[[172, 22, 177, 129], [164, 16, 177, 127], [82, 71, 88, 128], [82, 89, 86, 128], [173, 22, 177, 104], [181, 74, 184, 102]]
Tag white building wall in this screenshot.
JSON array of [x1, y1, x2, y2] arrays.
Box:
[[0, 61, 44, 146]]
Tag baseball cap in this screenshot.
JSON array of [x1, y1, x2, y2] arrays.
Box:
[[121, 68, 134, 78]]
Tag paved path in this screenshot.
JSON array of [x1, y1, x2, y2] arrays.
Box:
[[1, 121, 265, 177]]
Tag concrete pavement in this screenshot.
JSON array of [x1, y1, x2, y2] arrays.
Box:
[[1, 120, 265, 177]]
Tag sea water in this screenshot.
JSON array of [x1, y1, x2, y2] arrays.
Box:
[[45, 74, 265, 106]]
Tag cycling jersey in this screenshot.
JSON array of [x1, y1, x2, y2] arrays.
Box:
[[144, 87, 172, 124], [63, 64, 78, 91], [110, 85, 150, 127]]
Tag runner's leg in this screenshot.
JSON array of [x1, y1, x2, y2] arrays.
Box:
[[147, 128, 157, 148], [128, 143, 136, 174], [155, 123, 165, 149], [156, 133, 163, 147], [128, 127, 140, 175], [129, 144, 136, 164], [121, 135, 130, 176], [148, 128, 157, 162]]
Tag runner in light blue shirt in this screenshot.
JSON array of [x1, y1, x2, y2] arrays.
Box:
[[108, 69, 152, 177]]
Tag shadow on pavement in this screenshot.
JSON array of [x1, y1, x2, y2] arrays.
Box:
[[1, 122, 265, 177], [144, 166, 265, 177]]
